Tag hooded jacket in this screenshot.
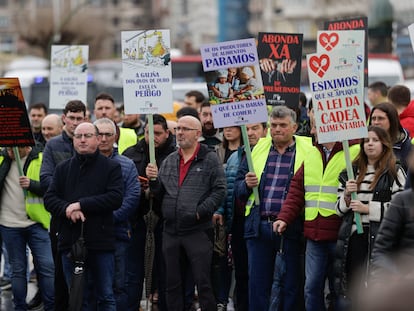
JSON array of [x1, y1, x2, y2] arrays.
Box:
[[399, 100, 414, 139]]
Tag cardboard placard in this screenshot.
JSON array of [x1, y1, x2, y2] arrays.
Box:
[[307, 49, 367, 144], [0, 78, 34, 146], [121, 29, 173, 115], [257, 32, 303, 108], [324, 17, 368, 86], [200, 38, 268, 128], [49, 45, 89, 109]]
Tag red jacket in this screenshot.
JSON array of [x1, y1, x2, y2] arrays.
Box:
[[278, 140, 359, 241], [400, 100, 414, 138]]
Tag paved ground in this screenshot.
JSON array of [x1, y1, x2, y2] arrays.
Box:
[[0, 282, 37, 310], [0, 284, 235, 310]]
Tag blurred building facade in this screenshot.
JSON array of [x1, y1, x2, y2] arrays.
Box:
[[0, 0, 413, 60]]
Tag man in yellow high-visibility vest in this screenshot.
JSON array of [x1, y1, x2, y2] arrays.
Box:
[[0, 146, 54, 310], [274, 117, 360, 311], [234, 105, 313, 311]]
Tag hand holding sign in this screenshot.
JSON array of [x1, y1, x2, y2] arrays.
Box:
[[309, 54, 330, 78]]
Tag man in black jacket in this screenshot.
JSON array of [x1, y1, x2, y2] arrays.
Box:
[[44, 122, 123, 310], [40, 99, 86, 310]]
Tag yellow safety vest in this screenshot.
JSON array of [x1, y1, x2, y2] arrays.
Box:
[[25, 153, 51, 230], [245, 135, 313, 216], [304, 144, 360, 221], [118, 127, 138, 154]]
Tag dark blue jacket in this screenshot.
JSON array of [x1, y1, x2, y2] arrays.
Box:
[[109, 149, 140, 241], [393, 128, 411, 173], [216, 146, 243, 233], [40, 130, 75, 192], [44, 149, 123, 251]]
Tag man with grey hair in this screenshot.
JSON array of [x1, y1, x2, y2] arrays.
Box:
[[146, 115, 226, 311], [93, 118, 140, 310], [234, 105, 313, 310]]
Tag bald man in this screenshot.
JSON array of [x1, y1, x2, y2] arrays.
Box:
[[41, 114, 63, 142], [44, 122, 123, 310], [146, 115, 226, 311]]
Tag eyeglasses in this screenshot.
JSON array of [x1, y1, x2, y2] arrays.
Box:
[[99, 132, 115, 137], [73, 133, 97, 139], [174, 127, 198, 132]]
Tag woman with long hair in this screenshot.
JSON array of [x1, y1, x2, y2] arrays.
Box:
[[334, 125, 406, 310], [369, 102, 411, 172]]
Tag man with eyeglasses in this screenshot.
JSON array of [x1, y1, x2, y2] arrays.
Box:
[[146, 115, 226, 311], [94, 118, 140, 310], [40, 99, 86, 309], [94, 92, 137, 154], [122, 114, 176, 310], [44, 122, 123, 310]]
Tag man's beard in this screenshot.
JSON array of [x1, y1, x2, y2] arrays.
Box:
[[202, 123, 216, 136]]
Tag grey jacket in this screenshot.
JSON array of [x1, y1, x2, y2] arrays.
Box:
[[150, 143, 226, 235]]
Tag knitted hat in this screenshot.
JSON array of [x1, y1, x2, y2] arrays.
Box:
[[241, 66, 254, 77], [217, 69, 228, 78]]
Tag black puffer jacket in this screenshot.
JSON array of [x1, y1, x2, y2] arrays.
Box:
[[371, 189, 414, 278], [122, 134, 176, 219]]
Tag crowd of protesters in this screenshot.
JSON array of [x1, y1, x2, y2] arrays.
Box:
[[0, 81, 414, 311]]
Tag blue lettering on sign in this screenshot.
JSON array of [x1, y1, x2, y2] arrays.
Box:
[[135, 90, 162, 97]]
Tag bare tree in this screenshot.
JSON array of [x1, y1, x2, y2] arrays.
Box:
[[15, 4, 110, 59]]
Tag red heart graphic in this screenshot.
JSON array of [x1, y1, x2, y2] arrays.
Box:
[[319, 33, 339, 51], [309, 54, 330, 78]]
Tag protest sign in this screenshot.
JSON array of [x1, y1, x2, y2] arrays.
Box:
[[201, 38, 267, 204], [121, 29, 173, 115], [324, 16, 368, 86], [312, 29, 367, 234], [307, 49, 367, 144], [0, 78, 34, 146], [317, 30, 365, 78], [316, 29, 365, 107], [257, 32, 303, 108], [409, 23, 414, 53], [200, 38, 267, 128], [49, 45, 89, 109]]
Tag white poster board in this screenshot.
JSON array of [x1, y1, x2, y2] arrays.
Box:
[[307, 49, 367, 143], [121, 29, 173, 114], [317, 30, 365, 86], [200, 38, 268, 128], [49, 45, 89, 109], [307, 30, 367, 143], [409, 23, 414, 53]]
